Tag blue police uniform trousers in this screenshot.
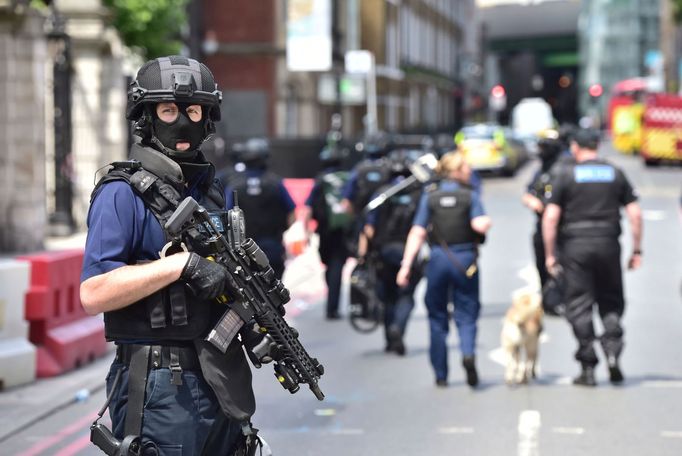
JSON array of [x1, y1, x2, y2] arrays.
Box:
[[424, 245, 480, 382], [106, 362, 242, 455]]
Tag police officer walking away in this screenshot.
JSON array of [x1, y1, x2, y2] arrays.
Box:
[[543, 128, 642, 387], [340, 135, 392, 257], [521, 129, 568, 315], [80, 56, 271, 454], [220, 138, 297, 279], [397, 151, 491, 387], [304, 145, 353, 320], [363, 150, 424, 355]]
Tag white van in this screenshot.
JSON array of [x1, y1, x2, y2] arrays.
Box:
[[511, 97, 555, 137]]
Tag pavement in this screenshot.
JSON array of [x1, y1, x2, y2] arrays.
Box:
[[0, 229, 329, 443]]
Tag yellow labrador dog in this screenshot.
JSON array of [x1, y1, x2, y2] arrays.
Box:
[[501, 290, 544, 385]]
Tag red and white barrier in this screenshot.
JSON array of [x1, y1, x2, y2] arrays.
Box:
[[0, 259, 37, 389], [17, 249, 108, 378]]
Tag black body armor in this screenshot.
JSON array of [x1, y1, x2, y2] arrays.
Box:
[[228, 171, 289, 240], [427, 187, 477, 245], [91, 144, 226, 341]]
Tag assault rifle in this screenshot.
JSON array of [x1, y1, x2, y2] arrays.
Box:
[[165, 195, 325, 401]]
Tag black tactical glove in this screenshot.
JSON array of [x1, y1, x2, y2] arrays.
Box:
[[181, 252, 238, 301], [241, 322, 279, 368]]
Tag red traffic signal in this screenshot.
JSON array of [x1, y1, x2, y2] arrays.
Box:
[[491, 84, 506, 98], [588, 83, 603, 98]]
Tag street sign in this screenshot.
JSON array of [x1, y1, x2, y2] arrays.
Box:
[[345, 50, 373, 74], [317, 73, 366, 105], [286, 0, 332, 72]]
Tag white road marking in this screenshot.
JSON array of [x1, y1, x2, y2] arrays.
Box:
[[661, 431, 682, 438], [517, 264, 541, 289], [330, 428, 365, 435], [552, 427, 585, 435], [642, 210, 667, 221], [553, 377, 574, 385], [641, 381, 682, 388], [488, 347, 508, 367], [438, 427, 475, 434], [518, 410, 541, 456]]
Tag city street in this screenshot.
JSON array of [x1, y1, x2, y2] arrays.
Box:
[[2, 144, 681, 456]]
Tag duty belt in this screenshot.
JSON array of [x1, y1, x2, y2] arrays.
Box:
[[115, 343, 200, 371]]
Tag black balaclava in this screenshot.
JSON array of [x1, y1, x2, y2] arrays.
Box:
[[150, 103, 207, 161], [147, 103, 212, 183], [538, 141, 562, 172]]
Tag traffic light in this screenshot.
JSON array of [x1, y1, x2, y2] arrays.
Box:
[[489, 84, 507, 113], [491, 84, 506, 98], [589, 83, 603, 98]]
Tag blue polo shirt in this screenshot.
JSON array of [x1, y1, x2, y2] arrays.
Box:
[[81, 172, 213, 283], [412, 180, 486, 229]]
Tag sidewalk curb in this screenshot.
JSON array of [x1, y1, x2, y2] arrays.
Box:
[[0, 347, 113, 442]]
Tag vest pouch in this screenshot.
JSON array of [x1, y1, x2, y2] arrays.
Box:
[[169, 282, 189, 326], [104, 286, 214, 341], [146, 288, 167, 329]]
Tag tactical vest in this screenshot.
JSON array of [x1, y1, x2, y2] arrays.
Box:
[[91, 144, 226, 341], [229, 170, 289, 240], [353, 158, 391, 211], [427, 186, 477, 246], [372, 184, 421, 248], [558, 159, 623, 238]]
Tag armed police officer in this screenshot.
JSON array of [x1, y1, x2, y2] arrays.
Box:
[[80, 56, 270, 455], [543, 128, 642, 387], [363, 150, 424, 355], [521, 129, 569, 315], [340, 135, 392, 256], [398, 151, 491, 388], [304, 145, 353, 320], [220, 138, 296, 280]]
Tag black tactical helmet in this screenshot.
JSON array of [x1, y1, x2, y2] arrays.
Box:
[[128, 55, 221, 120], [127, 56, 222, 150], [356, 132, 389, 158], [319, 145, 346, 166], [388, 148, 421, 177], [232, 138, 270, 164]]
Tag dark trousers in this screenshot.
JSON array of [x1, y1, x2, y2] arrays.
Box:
[[376, 250, 421, 343], [324, 250, 347, 317], [561, 237, 625, 367], [424, 246, 480, 382], [319, 230, 350, 317], [106, 363, 242, 455], [533, 227, 550, 289]]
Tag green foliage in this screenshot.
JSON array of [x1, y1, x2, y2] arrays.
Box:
[[103, 0, 189, 59], [674, 0, 682, 24]]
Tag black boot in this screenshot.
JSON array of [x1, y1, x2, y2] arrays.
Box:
[[386, 327, 406, 356], [607, 356, 624, 384], [573, 365, 597, 387], [462, 356, 479, 387]]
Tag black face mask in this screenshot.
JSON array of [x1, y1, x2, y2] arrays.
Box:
[[152, 103, 206, 157]]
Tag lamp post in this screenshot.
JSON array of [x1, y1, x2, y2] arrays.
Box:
[[47, 6, 74, 236]]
